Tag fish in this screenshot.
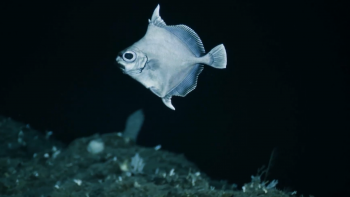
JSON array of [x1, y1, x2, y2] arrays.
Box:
[[116, 4, 227, 110]]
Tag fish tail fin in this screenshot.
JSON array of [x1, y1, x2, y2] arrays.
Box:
[[207, 44, 227, 69]]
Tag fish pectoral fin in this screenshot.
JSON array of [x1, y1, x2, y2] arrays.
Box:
[[162, 97, 175, 110]]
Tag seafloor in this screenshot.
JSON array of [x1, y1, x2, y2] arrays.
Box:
[[0, 113, 296, 197]]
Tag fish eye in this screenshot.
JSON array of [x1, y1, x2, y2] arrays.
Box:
[[122, 51, 136, 62]]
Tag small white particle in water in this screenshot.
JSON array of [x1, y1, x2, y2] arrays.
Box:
[[45, 131, 53, 139], [52, 146, 57, 151], [169, 169, 175, 176], [134, 181, 141, 187], [52, 150, 61, 159], [33, 171, 39, 177], [73, 179, 82, 186], [87, 139, 104, 154], [154, 145, 161, 150]]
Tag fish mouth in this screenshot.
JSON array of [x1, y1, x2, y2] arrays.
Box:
[[121, 63, 146, 75], [122, 69, 143, 75], [115, 57, 136, 74], [118, 57, 148, 75], [115, 57, 125, 69]]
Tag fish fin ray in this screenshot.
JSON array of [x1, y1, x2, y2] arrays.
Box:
[[207, 44, 227, 69], [164, 25, 205, 57], [167, 64, 204, 97]]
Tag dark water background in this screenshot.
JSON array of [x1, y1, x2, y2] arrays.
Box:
[[1, 0, 349, 196]]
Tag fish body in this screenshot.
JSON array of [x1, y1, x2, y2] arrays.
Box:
[[116, 5, 227, 110]]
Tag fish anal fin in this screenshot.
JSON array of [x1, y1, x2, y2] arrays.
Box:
[[167, 64, 203, 98], [162, 97, 175, 110]]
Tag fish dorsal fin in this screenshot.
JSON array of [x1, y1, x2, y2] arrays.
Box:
[[163, 25, 205, 57], [149, 4, 166, 26], [149, 5, 205, 57]]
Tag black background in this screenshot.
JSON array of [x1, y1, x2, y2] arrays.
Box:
[[1, 0, 349, 196]]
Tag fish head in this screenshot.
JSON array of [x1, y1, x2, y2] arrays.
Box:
[[116, 47, 148, 75]]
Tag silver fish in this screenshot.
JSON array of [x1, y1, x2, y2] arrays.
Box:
[[116, 4, 227, 110]]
